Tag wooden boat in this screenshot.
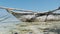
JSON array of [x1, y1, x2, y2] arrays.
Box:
[[0, 6, 60, 22]]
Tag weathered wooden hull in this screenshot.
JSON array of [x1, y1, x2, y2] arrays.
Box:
[[11, 12, 60, 22], [6, 9, 60, 22]]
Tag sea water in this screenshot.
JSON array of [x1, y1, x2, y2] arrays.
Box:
[[0, 21, 60, 34]]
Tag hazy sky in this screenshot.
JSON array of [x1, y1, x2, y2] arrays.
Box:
[[0, 0, 60, 22]]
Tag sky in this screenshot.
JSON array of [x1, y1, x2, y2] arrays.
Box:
[[0, 0, 60, 22], [0, 0, 60, 11]]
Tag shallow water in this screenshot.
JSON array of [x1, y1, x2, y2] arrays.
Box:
[[0, 21, 60, 34]]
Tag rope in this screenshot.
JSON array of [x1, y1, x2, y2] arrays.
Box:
[[0, 15, 11, 22]]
